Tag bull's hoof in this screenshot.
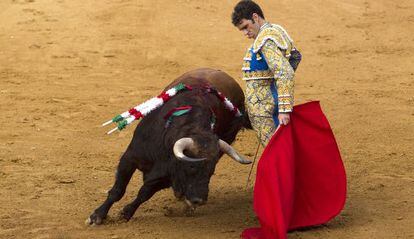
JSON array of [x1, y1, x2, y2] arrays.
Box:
[[86, 212, 106, 226], [119, 205, 136, 221]]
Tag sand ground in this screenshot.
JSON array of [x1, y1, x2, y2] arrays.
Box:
[[0, 0, 413, 238]]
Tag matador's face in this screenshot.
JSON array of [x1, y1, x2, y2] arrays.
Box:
[[236, 16, 261, 39]]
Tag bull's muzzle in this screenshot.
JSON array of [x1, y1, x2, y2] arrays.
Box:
[[187, 197, 205, 206]]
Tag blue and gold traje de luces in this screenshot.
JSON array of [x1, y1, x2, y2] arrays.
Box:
[[242, 48, 273, 80], [242, 23, 295, 145]]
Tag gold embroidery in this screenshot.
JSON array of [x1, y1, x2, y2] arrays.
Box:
[[242, 60, 251, 70], [242, 70, 273, 80], [243, 47, 252, 60], [250, 115, 276, 146], [261, 40, 294, 112], [245, 80, 277, 146], [252, 24, 293, 55]]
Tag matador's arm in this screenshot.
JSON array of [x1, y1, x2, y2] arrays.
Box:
[[261, 40, 295, 113]]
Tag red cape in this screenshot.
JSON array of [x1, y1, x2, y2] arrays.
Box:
[[242, 101, 347, 239]]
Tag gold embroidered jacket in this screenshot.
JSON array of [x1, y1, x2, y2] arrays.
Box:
[[242, 23, 295, 113]]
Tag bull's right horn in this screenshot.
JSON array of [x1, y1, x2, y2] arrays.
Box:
[[219, 139, 252, 164], [173, 138, 206, 162]]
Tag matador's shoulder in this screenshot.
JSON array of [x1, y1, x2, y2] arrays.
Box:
[[252, 24, 293, 54]]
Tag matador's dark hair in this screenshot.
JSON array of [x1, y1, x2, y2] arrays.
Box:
[[231, 0, 265, 26]]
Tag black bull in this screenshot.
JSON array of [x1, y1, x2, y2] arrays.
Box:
[[87, 68, 252, 225]]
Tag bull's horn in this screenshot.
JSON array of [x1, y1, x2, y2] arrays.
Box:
[[218, 139, 252, 164], [173, 138, 206, 162]]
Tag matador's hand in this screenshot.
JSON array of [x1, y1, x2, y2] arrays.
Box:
[[278, 113, 291, 125]]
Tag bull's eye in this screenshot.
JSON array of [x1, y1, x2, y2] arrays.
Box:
[[188, 165, 197, 174]]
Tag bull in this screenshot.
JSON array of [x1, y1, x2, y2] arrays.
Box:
[[87, 68, 252, 225]]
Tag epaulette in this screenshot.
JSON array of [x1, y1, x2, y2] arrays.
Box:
[[252, 24, 293, 54]]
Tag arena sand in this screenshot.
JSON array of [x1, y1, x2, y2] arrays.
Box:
[[0, 0, 413, 238]]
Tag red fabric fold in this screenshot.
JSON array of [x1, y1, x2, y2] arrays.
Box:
[[242, 101, 347, 239]]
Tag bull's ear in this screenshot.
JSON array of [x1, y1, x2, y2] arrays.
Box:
[[218, 139, 252, 164], [173, 138, 206, 162]]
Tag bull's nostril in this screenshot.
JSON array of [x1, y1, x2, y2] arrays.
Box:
[[190, 197, 204, 205]]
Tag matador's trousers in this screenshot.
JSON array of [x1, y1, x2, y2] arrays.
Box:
[[245, 79, 279, 146]]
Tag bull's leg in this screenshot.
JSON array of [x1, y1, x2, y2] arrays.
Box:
[[87, 151, 136, 225], [120, 176, 170, 221]]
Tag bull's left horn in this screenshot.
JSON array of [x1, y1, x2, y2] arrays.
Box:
[[173, 138, 206, 162], [218, 139, 252, 164]]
